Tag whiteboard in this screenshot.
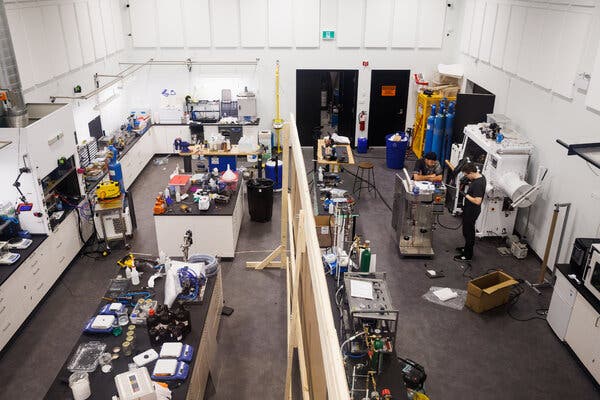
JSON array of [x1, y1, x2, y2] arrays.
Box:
[[468, 0, 486, 57], [5, 9, 35, 89], [502, 5, 526, 74], [268, 0, 293, 47], [516, 7, 544, 82], [490, 3, 510, 68], [183, 0, 210, 47], [212, 0, 240, 47], [100, 0, 116, 54], [111, 0, 125, 51], [391, 0, 417, 48], [337, 0, 363, 47], [21, 7, 53, 84], [41, 6, 70, 77], [157, 0, 184, 47], [553, 12, 591, 98], [585, 39, 600, 111], [59, 4, 83, 69], [75, 2, 95, 64], [418, 0, 446, 48], [293, 0, 319, 48], [479, 1, 497, 63], [459, 0, 474, 54], [240, 0, 267, 47], [87, 0, 107, 58], [364, 0, 392, 48], [130, 0, 158, 47], [535, 10, 562, 90]]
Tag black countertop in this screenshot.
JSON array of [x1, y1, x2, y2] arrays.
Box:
[[153, 119, 260, 127], [557, 263, 600, 313], [0, 234, 48, 286], [44, 265, 217, 399], [155, 183, 241, 217]]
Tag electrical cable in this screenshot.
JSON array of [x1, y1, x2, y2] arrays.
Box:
[[436, 214, 462, 230]]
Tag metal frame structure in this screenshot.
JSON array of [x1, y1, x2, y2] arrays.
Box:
[[248, 115, 350, 399]]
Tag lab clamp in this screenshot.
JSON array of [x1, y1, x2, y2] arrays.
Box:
[[392, 169, 446, 257]]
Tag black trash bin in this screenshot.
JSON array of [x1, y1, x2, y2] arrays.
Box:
[[247, 178, 275, 222]]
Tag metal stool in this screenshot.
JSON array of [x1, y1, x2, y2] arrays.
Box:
[[353, 161, 377, 198]]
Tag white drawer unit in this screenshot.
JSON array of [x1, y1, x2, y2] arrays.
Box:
[[565, 294, 600, 383], [0, 264, 33, 350], [547, 270, 578, 340]]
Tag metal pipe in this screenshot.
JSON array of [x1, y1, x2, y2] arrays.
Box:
[[50, 59, 153, 102], [118, 59, 259, 66], [537, 203, 570, 284], [552, 203, 571, 267], [0, 0, 27, 127]]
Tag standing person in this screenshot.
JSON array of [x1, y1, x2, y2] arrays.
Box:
[[412, 152, 443, 182], [454, 162, 486, 261]]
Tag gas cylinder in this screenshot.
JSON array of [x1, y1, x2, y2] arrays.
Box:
[[360, 241, 371, 272], [442, 101, 455, 164], [431, 104, 445, 160], [423, 104, 436, 155]]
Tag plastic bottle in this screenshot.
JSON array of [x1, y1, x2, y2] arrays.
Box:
[[131, 267, 140, 285], [125, 266, 132, 279]]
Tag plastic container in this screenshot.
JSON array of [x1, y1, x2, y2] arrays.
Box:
[[385, 133, 408, 169], [265, 160, 283, 191], [69, 372, 91, 400], [357, 137, 368, 154], [247, 178, 275, 222]]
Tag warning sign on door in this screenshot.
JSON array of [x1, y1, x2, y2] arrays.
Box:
[[381, 85, 396, 96]]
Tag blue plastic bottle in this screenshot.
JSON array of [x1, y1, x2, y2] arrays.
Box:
[[432, 104, 445, 160], [423, 104, 436, 156], [107, 145, 124, 192]]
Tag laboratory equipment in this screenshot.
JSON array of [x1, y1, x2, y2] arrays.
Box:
[[151, 359, 190, 381], [392, 169, 446, 257], [133, 349, 160, 367], [583, 244, 600, 302], [449, 122, 547, 237], [95, 181, 120, 200], [93, 195, 132, 249], [159, 342, 194, 362], [4, 236, 32, 249], [115, 367, 158, 400], [83, 315, 116, 333], [0, 241, 20, 265], [342, 272, 398, 374], [69, 372, 91, 400], [67, 341, 108, 372]]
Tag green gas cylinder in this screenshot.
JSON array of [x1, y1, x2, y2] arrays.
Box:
[[360, 241, 371, 272]]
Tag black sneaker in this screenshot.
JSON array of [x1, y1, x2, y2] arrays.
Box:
[[455, 247, 465, 253], [453, 254, 471, 262]]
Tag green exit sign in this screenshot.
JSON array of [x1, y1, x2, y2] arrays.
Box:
[[322, 30, 335, 40]]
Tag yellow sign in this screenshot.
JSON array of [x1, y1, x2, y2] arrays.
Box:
[[381, 85, 396, 97]]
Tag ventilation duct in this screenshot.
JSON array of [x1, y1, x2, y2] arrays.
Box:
[[0, 0, 28, 127]]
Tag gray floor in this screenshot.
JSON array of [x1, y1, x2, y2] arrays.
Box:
[[0, 149, 598, 399]]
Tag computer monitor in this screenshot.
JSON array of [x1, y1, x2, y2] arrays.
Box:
[[88, 115, 103, 139]]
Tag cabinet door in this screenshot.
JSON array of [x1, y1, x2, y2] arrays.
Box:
[[565, 295, 600, 374]]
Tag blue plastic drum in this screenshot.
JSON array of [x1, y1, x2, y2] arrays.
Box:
[[385, 133, 408, 169], [265, 160, 283, 191]]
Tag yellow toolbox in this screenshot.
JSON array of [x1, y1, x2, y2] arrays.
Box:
[[411, 92, 456, 158]]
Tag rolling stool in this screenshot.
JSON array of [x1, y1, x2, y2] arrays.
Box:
[[353, 161, 377, 198]]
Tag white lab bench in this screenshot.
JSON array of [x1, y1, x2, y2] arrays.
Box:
[[153, 182, 245, 258]]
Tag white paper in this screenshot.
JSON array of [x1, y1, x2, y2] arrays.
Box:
[[433, 287, 458, 302], [350, 279, 373, 300]]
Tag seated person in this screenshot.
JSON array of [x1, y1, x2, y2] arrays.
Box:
[[413, 152, 443, 182]]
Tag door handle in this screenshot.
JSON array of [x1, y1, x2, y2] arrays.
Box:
[[2, 322, 11, 332], [33, 267, 40, 276], [0, 305, 5, 315], [596, 316, 600, 328]]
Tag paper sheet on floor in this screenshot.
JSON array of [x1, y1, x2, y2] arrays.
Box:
[[423, 286, 467, 310], [433, 287, 458, 302]]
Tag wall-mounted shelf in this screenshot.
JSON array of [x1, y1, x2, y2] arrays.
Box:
[[557, 139, 600, 169]]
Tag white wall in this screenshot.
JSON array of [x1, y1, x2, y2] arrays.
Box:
[[5, 0, 129, 142], [123, 0, 461, 143], [458, 0, 600, 265]]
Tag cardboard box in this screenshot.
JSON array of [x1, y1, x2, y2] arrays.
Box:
[[465, 271, 518, 313], [315, 215, 334, 248]]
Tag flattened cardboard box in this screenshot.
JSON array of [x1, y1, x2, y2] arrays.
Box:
[[466, 270, 518, 313], [315, 215, 334, 248]]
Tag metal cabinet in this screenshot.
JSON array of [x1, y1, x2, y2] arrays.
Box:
[[565, 294, 600, 382]]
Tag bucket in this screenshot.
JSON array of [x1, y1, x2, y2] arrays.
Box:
[[265, 160, 283, 191], [357, 137, 368, 154], [385, 133, 408, 169]]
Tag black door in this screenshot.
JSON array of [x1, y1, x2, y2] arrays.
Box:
[[338, 70, 358, 146], [296, 70, 323, 146], [367, 70, 410, 146]]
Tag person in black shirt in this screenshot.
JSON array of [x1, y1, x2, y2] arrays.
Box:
[[454, 162, 486, 261], [413, 152, 443, 182]]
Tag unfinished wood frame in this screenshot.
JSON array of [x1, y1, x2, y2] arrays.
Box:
[[283, 114, 350, 399]]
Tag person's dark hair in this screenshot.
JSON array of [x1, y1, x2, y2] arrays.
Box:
[[461, 162, 478, 174], [424, 152, 437, 161]]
